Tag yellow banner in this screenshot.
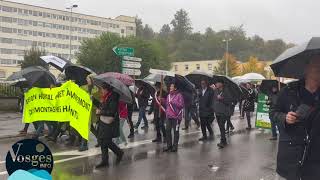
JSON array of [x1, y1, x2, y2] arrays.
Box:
[[23, 81, 93, 140]]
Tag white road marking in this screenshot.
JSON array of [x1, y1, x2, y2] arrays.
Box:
[[0, 130, 201, 176]]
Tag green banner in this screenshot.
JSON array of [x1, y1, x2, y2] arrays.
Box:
[[23, 81, 92, 140], [255, 93, 271, 129]]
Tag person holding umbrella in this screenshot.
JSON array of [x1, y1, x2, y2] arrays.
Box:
[[213, 79, 233, 149], [163, 83, 185, 152], [93, 82, 124, 168], [198, 80, 215, 141], [243, 83, 256, 130], [271, 57, 320, 180]]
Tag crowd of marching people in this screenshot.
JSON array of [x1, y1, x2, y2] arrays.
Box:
[[9, 37, 320, 180], [16, 71, 262, 168]]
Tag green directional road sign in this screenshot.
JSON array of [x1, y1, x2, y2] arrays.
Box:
[[113, 46, 134, 57]]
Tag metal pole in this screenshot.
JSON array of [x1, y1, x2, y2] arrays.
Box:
[[69, 8, 73, 61], [225, 40, 229, 77]]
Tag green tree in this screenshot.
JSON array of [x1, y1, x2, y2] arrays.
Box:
[[213, 53, 240, 77], [240, 56, 267, 76], [135, 17, 144, 38], [170, 9, 192, 41], [21, 45, 48, 69], [76, 32, 170, 77], [159, 24, 171, 39], [142, 24, 155, 40]]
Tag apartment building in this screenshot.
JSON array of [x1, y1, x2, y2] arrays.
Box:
[[0, 0, 136, 79], [171, 60, 221, 76]]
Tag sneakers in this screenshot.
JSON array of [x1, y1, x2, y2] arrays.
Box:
[[95, 161, 109, 168], [141, 126, 149, 129], [78, 146, 88, 152], [163, 147, 172, 152], [217, 142, 227, 149], [198, 137, 207, 141], [127, 133, 134, 139], [152, 138, 162, 143]]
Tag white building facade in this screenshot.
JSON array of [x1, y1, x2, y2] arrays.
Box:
[[0, 0, 136, 79]]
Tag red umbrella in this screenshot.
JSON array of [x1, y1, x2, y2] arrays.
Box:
[[100, 72, 134, 86]]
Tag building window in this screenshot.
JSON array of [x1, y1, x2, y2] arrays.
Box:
[[174, 65, 178, 72], [208, 64, 212, 70], [2, 6, 13, 12], [185, 64, 189, 71], [0, 70, 5, 78], [196, 64, 200, 70], [121, 29, 125, 34]]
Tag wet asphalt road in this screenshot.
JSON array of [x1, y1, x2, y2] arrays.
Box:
[[0, 113, 280, 180]]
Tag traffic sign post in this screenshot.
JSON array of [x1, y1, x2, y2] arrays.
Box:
[[123, 56, 142, 62], [112, 47, 134, 57], [122, 68, 141, 76], [122, 61, 141, 69]]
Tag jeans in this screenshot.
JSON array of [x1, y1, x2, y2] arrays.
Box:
[[116, 119, 127, 144], [135, 106, 148, 127], [245, 111, 251, 128], [33, 121, 44, 138], [216, 115, 227, 143], [166, 119, 180, 149], [270, 117, 278, 137], [127, 110, 134, 135], [184, 106, 200, 128], [155, 116, 166, 140], [200, 117, 213, 138]]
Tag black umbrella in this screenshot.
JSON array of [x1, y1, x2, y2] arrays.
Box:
[[92, 75, 132, 103], [40, 55, 95, 86], [7, 66, 56, 88], [212, 75, 242, 101], [135, 79, 156, 95], [185, 71, 214, 88], [64, 64, 95, 86], [164, 74, 195, 93], [270, 37, 320, 79], [259, 80, 286, 95]]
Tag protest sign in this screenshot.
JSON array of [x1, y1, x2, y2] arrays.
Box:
[[23, 81, 92, 140]]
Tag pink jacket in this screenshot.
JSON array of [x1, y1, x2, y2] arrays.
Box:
[[165, 91, 184, 121]]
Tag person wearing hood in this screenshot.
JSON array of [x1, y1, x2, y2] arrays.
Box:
[[163, 83, 184, 152]]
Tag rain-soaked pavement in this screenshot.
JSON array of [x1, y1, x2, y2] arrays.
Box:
[[0, 112, 280, 180]]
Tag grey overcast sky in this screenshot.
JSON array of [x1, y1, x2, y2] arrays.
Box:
[[11, 0, 320, 43]]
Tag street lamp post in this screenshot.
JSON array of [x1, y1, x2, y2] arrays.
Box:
[[66, 4, 78, 61], [222, 38, 232, 76]]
